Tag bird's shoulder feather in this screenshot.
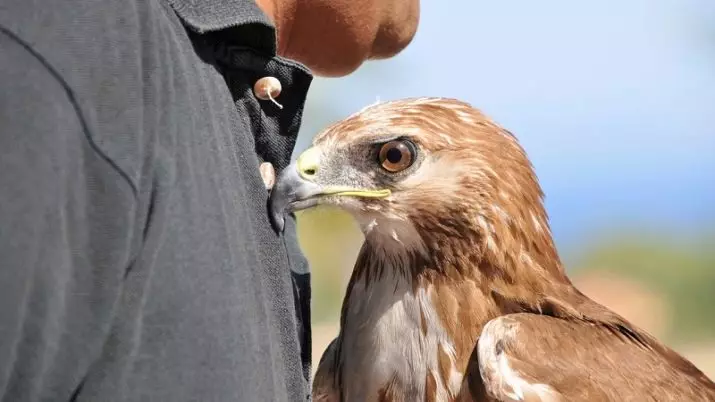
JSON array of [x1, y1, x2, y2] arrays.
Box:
[[313, 337, 340, 402], [472, 309, 715, 402]]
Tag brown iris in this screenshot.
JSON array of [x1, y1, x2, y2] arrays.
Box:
[[378, 140, 415, 172]]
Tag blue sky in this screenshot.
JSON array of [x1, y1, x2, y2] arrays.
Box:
[[295, 0, 715, 250]]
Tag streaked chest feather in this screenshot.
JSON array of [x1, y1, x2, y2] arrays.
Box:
[[340, 273, 464, 401]]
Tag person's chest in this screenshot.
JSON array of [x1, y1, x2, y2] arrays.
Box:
[[121, 22, 312, 398], [78, 5, 312, 399]]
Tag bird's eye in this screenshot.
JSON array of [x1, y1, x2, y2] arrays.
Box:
[[378, 140, 416, 173]]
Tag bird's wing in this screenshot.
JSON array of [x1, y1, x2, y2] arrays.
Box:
[[472, 313, 715, 402], [312, 337, 340, 402]]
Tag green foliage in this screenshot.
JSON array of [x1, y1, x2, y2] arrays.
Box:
[[572, 231, 715, 343]]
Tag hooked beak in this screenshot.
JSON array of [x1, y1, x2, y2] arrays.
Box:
[[268, 147, 391, 232]]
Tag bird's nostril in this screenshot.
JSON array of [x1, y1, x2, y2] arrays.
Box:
[[304, 169, 316, 176]]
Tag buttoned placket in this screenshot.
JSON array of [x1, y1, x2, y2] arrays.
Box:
[[214, 42, 315, 392], [253, 75, 283, 189], [214, 44, 312, 172]]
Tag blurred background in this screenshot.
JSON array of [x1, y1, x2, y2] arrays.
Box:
[[292, 0, 715, 376]]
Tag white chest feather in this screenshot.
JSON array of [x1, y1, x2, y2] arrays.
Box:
[[339, 273, 463, 401]]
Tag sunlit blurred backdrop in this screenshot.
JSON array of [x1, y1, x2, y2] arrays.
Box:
[[292, 0, 715, 376]]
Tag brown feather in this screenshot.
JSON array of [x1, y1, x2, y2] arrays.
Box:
[[313, 338, 339, 402], [476, 313, 715, 401]]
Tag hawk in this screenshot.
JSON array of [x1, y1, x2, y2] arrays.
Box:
[[269, 98, 715, 401]]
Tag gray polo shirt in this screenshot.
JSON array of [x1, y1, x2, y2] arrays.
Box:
[[0, 0, 312, 400]]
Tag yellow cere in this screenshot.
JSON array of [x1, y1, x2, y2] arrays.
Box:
[[296, 147, 321, 180]]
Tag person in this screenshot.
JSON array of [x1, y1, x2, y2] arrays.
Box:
[[0, 0, 419, 400]]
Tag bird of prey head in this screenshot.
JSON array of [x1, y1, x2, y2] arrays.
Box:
[[269, 98, 715, 401], [270, 98, 557, 278]]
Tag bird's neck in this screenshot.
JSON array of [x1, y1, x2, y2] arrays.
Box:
[[346, 222, 567, 347], [336, 211, 572, 398], [354, 206, 569, 297]]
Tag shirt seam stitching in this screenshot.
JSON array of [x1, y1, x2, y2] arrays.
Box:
[[0, 25, 139, 199]]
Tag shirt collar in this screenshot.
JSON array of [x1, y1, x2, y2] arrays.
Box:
[[165, 0, 277, 54]]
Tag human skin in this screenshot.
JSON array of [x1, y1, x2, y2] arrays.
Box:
[[255, 0, 420, 77]]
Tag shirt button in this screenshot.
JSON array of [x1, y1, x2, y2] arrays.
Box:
[[259, 162, 276, 190], [253, 76, 283, 109]]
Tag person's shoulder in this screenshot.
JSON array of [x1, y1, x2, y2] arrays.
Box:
[[0, 26, 77, 121], [0, 0, 170, 79], [0, 27, 138, 195], [0, 0, 180, 192]]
